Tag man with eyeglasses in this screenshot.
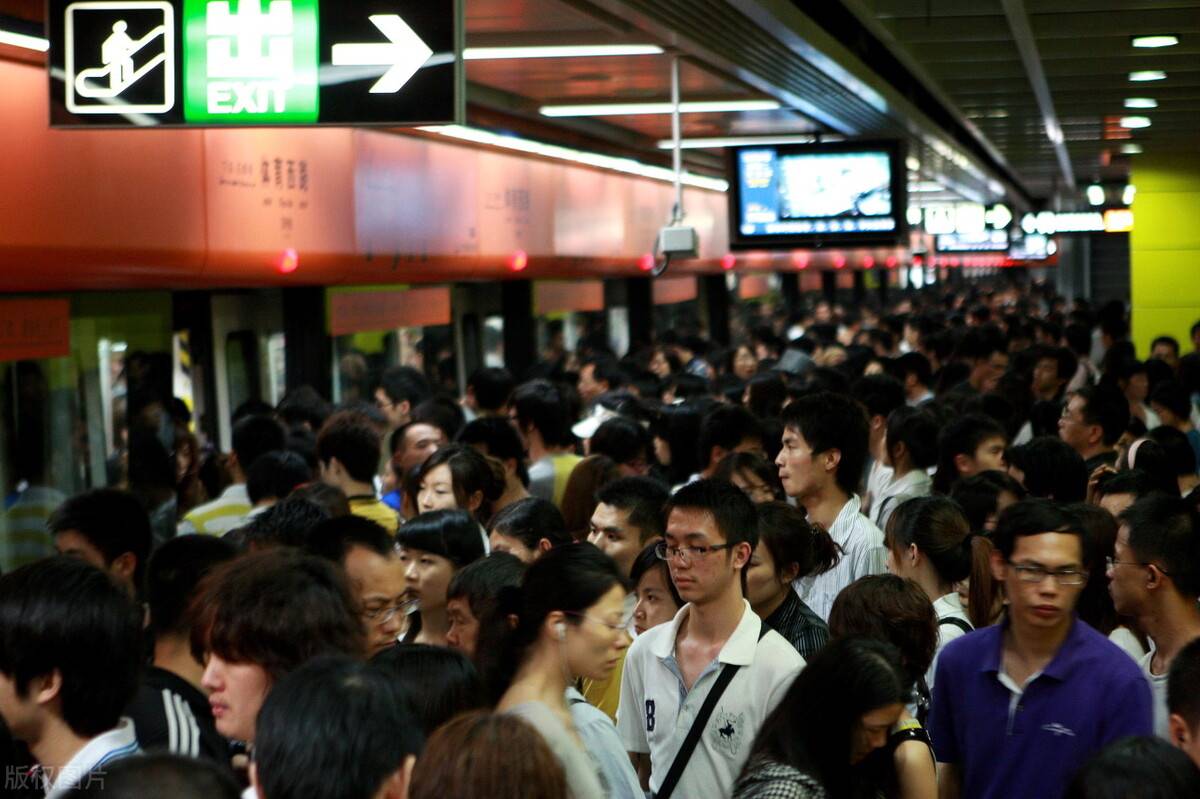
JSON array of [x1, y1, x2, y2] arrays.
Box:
[[617, 479, 802, 799], [1108, 495, 1200, 739], [929, 499, 1151, 799]]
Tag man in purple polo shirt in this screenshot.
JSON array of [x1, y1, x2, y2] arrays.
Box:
[[929, 499, 1152, 799]]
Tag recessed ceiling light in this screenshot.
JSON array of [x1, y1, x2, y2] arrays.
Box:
[[1131, 35, 1179, 48], [1120, 143, 1144, 155], [1129, 70, 1167, 82], [0, 28, 48, 51], [1124, 98, 1158, 109], [654, 134, 823, 149], [1120, 116, 1153, 129], [1123, 185, 1137, 205], [539, 99, 781, 117], [1087, 184, 1105, 206]]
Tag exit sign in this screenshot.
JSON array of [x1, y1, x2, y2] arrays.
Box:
[[47, 0, 462, 127]]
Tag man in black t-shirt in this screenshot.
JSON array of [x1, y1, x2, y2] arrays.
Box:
[[125, 536, 236, 765]]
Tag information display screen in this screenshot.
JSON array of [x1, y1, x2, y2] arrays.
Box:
[[728, 141, 906, 249]]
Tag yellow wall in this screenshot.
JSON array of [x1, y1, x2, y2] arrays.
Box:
[[1130, 152, 1200, 358]]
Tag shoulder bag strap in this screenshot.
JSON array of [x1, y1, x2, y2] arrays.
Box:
[[655, 623, 770, 799], [938, 616, 973, 634]]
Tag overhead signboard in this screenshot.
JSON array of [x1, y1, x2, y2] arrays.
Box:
[[936, 229, 1008, 253], [1020, 210, 1135, 236], [47, 0, 462, 127]]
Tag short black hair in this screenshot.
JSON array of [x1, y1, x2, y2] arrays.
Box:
[[933, 413, 1008, 494], [697, 404, 762, 470], [305, 515, 394, 564], [47, 489, 153, 590], [466, 367, 516, 413], [629, 542, 683, 608], [1151, 380, 1193, 420], [992, 498, 1087, 561], [64, 754, 240, 799], [246, 450, 312, 504], [371, 645, 485, 737], [488, 497, 570, 549], [1148, 426, 1199, 477], [447, 552, 527, 620], [780, 390, 870, 495], [1007, 437, 1088, 503], [892, 352, 933, 388], [395, 509, 486, 569], [582, 356, 628, 391], [456, 417, 529, 487], [665, 478, 758, 550], [885, 407, 940, 469], [275, 386, 332, 431], [146, 535, 237, 639], [1073, 384, 1130, 446], [1120, 495, 1200, 597], [594, 476, 670, 543], [1064, 322, 1092, 357], [589, 417, 651, 467], [851, 373, 906, 420], [1064, 736, 1200, 799], [413, 397, 467, 441], [241, 497, 331, 550], [1168, 636, 1200, 731], [254, 656, 423, 799], [232, 415, 287, 473], [949, 470, 1026, 531], [316, 410, 383, 483], [954, 324, 1005, 362], [378, 365, 431, 407], [1033, 345, 1079, 385], [1095, 468, 1167, 502], [510, 380, 573, 447], [0, 557, 142, 738]]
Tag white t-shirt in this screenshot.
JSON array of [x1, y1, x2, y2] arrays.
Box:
[[864, 459, 894, 518], [1110, 625, 1147, 662], [617, 600, 803, 799], [793, 495, 887, 621], [926, 593, 972, 696], [873, 469, 933, 533], [1140, 648, 1170, 739], [45, 718, 140, 799]]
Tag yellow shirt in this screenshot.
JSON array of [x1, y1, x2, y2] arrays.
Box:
[[348, 496, 400, 536], [581, 648, 626, 722]]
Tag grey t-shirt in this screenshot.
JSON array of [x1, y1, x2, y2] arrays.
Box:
[[506, 701, 606, 799]]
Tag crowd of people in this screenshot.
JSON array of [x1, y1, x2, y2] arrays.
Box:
[[3, 280, 1200, 799]]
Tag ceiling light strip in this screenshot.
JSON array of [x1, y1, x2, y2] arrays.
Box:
[[0, 28, 48, 51], [540, 100, 781, 117], [463, 44, 664, 60]]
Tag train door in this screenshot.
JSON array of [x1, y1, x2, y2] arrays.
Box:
[[210, 291, 286, 452]]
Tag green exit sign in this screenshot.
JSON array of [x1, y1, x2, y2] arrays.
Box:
[[182, 0, 319, 123]]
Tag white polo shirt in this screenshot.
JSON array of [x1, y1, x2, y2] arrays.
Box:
[[44, 717, 140, 798], [617, 600, 803, 799]]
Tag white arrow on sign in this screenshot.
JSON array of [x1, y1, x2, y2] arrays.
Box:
[[985, 203, 1012, 230], [331, 14, 433, 94]]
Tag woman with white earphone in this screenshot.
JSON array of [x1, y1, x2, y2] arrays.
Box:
[[490, 543, 642, 799]]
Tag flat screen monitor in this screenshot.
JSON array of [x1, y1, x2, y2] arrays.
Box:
[[728, 140, 906, 249]]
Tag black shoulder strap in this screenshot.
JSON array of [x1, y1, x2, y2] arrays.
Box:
[[938, 616, 973, 634], [655, 623, 770, 799]]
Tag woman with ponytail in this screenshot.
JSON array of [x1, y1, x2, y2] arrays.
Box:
[[884, 496, 997, 686], [489, 543, 642, 799], [416, 444, 506, 526], [746, 501, 841, 659]]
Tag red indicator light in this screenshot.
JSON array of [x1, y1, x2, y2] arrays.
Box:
[[885, 256, 898, 269], [639, 253, 656, 272], [862, 255, 875, 269], [509, 250, 529, 272], [721, 253, 737, 271], [791, 252, 809, 270], [277, 248, 299, 274], [832, 254, 846, 269]]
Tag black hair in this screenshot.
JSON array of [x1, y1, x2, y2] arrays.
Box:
[[371, 644, 486, 736], [316, 410, 383, 483], [852, 373, 906, 421], [456, 417, 528, 487], [241, 497, 331, 550], [892, 352, 933, 388], [755, 501, 840, 581], [1120, 495, 1200, 597], [1034, 345, 1079, 385], [665, 478, 759, 550], [992, 498, 1087, 561], [485, 543, 628, 702], [1064, 322, 1093, 357], [466, 367, 516, 413], [1151, 380, 1194, 421], [650, 401, 707, 485], [697, 404, 762, 471], [1007, 436, 1088, 502], [933, 414, 1008, 494], [1073, 384, 1131, 446], [589, 417, 651, 467], [416, 445, 505, 524], [413, 396, 467, 441], [582, 356, 628, 391], [1149, 426, 1199, 478], [1064, 736, 1200, 799], [305, 515, 394, 563], [245, 450, 312, 504], [378, 365, 431, 407], [949, 470, 1026, 531], [828, 575, 938, 690], [487, 497, 571, 549], [232, 414, 287, 473], [745, 372, 788, 420], [954, 324, 1006, 362], [1098, 468, 1172, 502], [64, 754, 240, 799], [447, 551, 527, 620], [396, 509, 486, 568], [510, 379, 574, 447], [629, 542, 683, 608], [712, 451, 786, 502], [1169, 636, 1200, 731], [275, 385, 332, 431], [780, 390, 870, 496], [47, 488, 153, 590], [594, 476, 670, 542], [740, 637, 911, 798], [145, 535, 237, 639], [0, 557, 142, 738], [289, 482, 350, 519], [254, 656, 423, 799], [885, 407, 940, 470]]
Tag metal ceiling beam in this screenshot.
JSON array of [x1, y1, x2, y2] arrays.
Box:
[[999, 0, 1075, 190]]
